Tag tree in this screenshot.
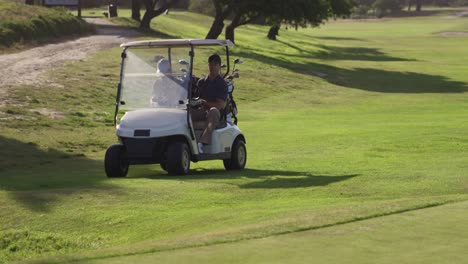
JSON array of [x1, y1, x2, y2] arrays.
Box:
[[205, 0, 235, 39], [138, 0, 179, 30], [206, 0, 269, 41], [267, 25, 280, 40], [205, 0, 354, 42], [211, 0, 354, 43], [188, 0, 215, 16], [224, 2, 263, 42], [132, 0, 142, 21], [408, 0, 424, 12], [373, 0, 401, 17], [415, 0, 422, 11]]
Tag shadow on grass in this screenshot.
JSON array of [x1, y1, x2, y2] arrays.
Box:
[[97, 17, 178, 39], [136, 168, 358, 189], [315, 44, 414, 62], [0, 136, 119, 212], [234, 50, 468, 93], [273, 39, 413, 62], [312, 36, 365, 41]]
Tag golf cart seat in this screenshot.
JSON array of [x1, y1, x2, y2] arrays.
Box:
[[192, 87, 237, 130], [193, 120, 228, 145]]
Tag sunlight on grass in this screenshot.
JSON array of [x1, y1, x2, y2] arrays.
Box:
[[1, 8, 468, 263]]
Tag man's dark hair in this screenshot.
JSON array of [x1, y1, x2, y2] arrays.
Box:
[[208, 54, 222, 65]]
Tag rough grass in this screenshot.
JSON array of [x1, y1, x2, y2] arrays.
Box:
[[0, 0, 93, 49], [1, 8, 468, 263]]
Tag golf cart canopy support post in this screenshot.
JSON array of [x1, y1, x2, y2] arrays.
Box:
[[187, 45, 195, 140], [114, 47, 128, 126]]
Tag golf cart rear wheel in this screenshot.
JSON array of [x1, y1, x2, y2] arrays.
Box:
[[166, 142, 191, 175], [105, 144, 129, 178], [223, 139, 247, 170]]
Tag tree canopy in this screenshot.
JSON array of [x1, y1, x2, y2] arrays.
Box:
[[206, 0, 355, 43]]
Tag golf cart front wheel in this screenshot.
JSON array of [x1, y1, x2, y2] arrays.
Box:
[[105, 144, 129, 178], [224, 139, 247, 170], [166, 141, 191, 175]]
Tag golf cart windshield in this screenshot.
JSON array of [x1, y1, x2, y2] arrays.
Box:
[[120, 47, 190, 110]]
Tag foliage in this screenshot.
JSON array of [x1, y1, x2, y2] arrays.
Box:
[[188, 0, 215, 15], [0, 0, 93, 48], [266, 0, 354, 26], [206, 0, 355, 42], [373, 0, 401, 16]]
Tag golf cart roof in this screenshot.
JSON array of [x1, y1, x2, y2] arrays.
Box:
[[120, 39, 234, 48]]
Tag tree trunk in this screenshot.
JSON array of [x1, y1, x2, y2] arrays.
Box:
[[108, 0, 118, 18], [225, 13, 241, 43], [416, 0, 422, 11], [267, 25, 279, 40], [206, 15, 225, 39], [225, 24, 235, 43], [139, 0, 173, 30], [140, 8, 169, 29], [132, 0, 141, 21], [205, 0, 233, 39]]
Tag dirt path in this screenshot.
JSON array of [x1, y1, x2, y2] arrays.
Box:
[[0, 18, 141, 106]]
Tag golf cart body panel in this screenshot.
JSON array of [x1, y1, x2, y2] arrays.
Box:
[[117, 108, 189, 138], [105, 39, 246, 176], [204, 124, 243, 153]]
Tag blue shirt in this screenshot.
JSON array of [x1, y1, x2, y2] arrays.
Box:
[[198, 75, 228, 102]]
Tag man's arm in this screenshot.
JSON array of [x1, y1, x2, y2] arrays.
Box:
[[202, 98, 225, 111]]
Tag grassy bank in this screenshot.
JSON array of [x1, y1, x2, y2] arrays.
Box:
[[0, 0, 92, 50], [1, 8, 468, 263]]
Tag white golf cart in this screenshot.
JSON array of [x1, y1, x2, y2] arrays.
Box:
[[105, 39, 247, 177]]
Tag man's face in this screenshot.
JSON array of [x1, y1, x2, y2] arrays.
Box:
[[208, 61, 221, 76]]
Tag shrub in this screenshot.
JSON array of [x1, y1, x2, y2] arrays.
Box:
[[188, 0, 215, 16], [373, 0, 401, 17], [0, 0, 93, 48], [351, 5, 372, 17]]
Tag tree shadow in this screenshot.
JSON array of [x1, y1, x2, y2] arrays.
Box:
[[82, 17, 177, 39], [92, 23, 143, 38], [241, 174, 358, 189], [274, 39, 414, 62], [0, 136, 121, 212], [133, 168, 358, 189], [314, 44, 414, 62], [312, 36, 364, 41], [233, 50, 468, 93]]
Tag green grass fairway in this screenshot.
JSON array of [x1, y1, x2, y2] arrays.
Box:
[[1, 8, 468, 263], [83, 200, 468, 264]]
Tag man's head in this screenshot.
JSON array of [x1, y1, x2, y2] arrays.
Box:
[[208, 54, 222, 65], [208, 54, 222, 77]]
